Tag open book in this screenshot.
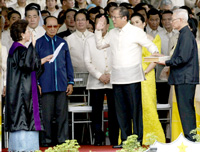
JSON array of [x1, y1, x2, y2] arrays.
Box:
[[144, 56, 170, 62]]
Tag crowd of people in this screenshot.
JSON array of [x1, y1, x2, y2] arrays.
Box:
[[0, 0, 200, 151]]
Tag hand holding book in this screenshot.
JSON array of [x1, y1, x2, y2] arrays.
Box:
[[144, 55, 170, 65]]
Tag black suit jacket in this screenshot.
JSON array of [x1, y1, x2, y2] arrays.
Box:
[[57, 29, 72, 38], [166, 26, 199, 85]]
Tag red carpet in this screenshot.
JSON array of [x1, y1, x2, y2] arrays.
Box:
[[2, 145, 121, 152]]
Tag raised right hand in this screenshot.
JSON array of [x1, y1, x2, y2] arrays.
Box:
[[96, 16, 106, 30]]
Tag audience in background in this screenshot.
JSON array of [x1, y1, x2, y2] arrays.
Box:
[[57, 9, 77, 37], [61, 0, 75, 11], [45, 0, 61, 18], [146, 8, 163, 38], [87, 18, 95, 32], [41, 10, 51, 19], [1, 0, 200, 149], [9, 0, 27, 19], [1, 7, 9, 31], [159, 0, 173, 11], [0, 15, 7, 101], [25, 3, 46, 47], [65, 10, 93, 72], [2, 10, 21, 51], [75, 0, 88, 9]]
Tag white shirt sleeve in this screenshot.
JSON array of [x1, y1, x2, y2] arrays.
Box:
[[95, 30, 110, 50], [137, 29, 159, 54], [84, 39, 102, 79]]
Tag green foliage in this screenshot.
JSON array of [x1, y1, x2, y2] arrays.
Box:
[[117, 133, 159, 152], [190, 126, 200, 142], [144, 133, 158, 146], [35, 140, 80, 152], [116, 135, 147, 152]]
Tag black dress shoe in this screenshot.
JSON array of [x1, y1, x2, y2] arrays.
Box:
[[112, 144, 123, 148]]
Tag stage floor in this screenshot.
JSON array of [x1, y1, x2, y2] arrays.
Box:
[[2, 145, 121, 152]]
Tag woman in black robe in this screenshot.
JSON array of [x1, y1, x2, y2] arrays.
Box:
[[5, 19, 52, 151]]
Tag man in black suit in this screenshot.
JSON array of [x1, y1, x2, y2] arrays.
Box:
[[158, 9, 199, 141], [57, 9, 77, 38]]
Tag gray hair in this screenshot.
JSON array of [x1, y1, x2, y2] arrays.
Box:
[[173, 9, 188, 21], [160, 0, 173, 8]]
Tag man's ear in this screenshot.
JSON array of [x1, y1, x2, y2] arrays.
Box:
[[62, 0, 66, 6], [43, 25, 46, 30], [123, 16, 127, 21]]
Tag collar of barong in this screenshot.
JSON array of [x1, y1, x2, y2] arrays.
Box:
[[9, 42, 42, 131]]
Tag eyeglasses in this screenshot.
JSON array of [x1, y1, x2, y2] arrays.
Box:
[[111, 16, 122, 20], [171, 18, 180, 23], [46, 25, 58, 29]]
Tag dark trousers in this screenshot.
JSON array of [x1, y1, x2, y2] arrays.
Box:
[[175, 84, 196, 141], [90, 89, 119, 145], [113, 83, 143, 142], [40, 91, 68, 144]]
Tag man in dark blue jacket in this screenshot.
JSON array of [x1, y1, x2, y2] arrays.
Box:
[[158, 9, 199, 141], [36, 16, 74, 146]]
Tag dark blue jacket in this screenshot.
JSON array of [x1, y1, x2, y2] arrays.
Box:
[[36, 34, 74, 93], [166, 26, 199, 85]]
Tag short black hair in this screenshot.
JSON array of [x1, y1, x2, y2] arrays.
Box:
[[161, 10, 173, 20], [64, 8, 77, 19], [119, 2, 133, 9], [134, 2, 148, 8], [180, 6, 192, 15], [41, 10, 51, 16], [105, 2, 118, 13], [114, 6, 129, 21], [162, 10, 173, 15], [95, 13, 109, 25], [8, 10, 21, 21], [88, 7, 100, 15], [147, 8, 160, 19], [57, 10, 66, 24], [25, 3, 40, 16], [10, 19, 29, 42], [44, 16, 58, 25], [74, 9, 89, 21], [131, 13, 145, 23], [134, 5, 147, 14]]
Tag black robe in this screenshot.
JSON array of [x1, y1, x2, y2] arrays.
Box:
[[5, 42, 44, 132]]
